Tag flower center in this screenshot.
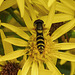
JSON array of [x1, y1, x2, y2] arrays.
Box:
[[27, 35, 55, 61], [0, 62, 20, 75]]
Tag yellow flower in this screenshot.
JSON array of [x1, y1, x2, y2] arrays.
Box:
[[0, 1, 75, 75], [0, 0, 54, 18], [0, 29, 23, 75], [0, 0, 72, 25]]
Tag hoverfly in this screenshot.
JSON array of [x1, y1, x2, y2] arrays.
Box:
[[34, 19, 45, 54]]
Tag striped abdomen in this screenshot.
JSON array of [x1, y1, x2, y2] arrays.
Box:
[[34, 19, 45, 54]]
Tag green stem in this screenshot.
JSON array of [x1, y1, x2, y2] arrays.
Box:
[[6, 7, 26, 27]]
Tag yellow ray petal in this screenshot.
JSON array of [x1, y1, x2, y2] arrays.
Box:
[[39, 61, 44, 69], [45, 58, 61, 75], [0, 56, 6, 65], [53, 14, 74, 23], [0, 50, 26, 61], [48, 0, 55, 8], [60, 59, 67, 65], [38, 0, 48, 10], [19, 55, 27, 68], [32, 3, 48, 15], [60, 0, 75, 11], [0, 0, 16, 11], [39, 16, 47, 24], [31, 0, 41, 4], [60, 51, 68, 65], [4, 38, 28, 47], [0, 0, 3, 6], [70, 62, 75, 75], [40, 13, 74, 24], [51, 19, 75, 41], [17, 70, 21, 75], [56, 2, 74, 16], [0, 29, 13, 54], [23, 8, 34, 34], [18, 27, 29, 31], [39, 69, 53, 75], [43, 0, 48, 5], [26, 0, 37, 22], [4, 27, 29, 32], [31, 61, 38, 75], [45, 2, 56, 34], [69, 38, 75, 43], [16, 0, 24, 17], [52, 52, 75, 62], [22, 57, 32, 75], [1, 23, 30, 40], [32, 0, 48, 10], [51, 57, 57, 65], [0, 61, 6, 66], [55, 43, 75, 50]]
